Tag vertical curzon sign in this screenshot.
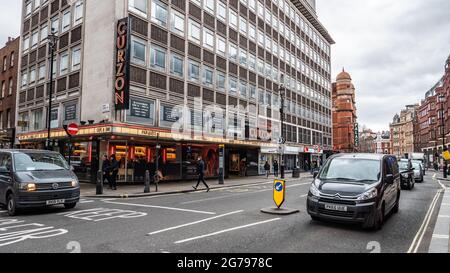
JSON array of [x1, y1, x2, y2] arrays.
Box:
[[115, 18, 130, 110]]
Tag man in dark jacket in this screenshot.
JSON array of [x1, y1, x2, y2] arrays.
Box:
[[193, 156, 210, 192], [110, 154, 119, 190], [273, 160, 279, 177], [102, 155, 112, 189]]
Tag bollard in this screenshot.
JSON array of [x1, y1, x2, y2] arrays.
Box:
[[96, 170, 103, 195], [144, 170, 150, 193]]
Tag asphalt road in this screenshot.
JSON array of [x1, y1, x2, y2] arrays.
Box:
[[0, 172, 444, 253]]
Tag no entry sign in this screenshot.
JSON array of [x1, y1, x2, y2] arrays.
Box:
[[67, 123, 79, 136]]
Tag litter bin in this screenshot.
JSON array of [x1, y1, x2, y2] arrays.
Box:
[[292, 168, 300, 178]]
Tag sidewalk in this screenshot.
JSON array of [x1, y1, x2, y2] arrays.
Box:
[[81, 174, 314, 198]]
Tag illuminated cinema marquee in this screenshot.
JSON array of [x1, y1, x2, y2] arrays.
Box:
[[115, 18, 131, 110]]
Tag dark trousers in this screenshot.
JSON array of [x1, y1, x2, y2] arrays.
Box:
[[103, 172, 111, 186], [110, 171, 118, 189], [195, 174, 209, 189], [274, 170, 279, 177]]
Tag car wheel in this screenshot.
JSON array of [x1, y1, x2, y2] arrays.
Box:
[[64, 202, 77, 209], [373, 205, 385, 230], [7, 194, 18, 217]]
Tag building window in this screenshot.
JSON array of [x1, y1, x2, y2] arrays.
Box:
[[216, 36, 226, 56], [216, 71, 225, 91], [203, 28, 214, 50], [29, 68, 36, 84], [21, 72, 28, 87], [204, 0, 215, 14], [188, 60, 200, 82], [32, 109, 43, 131], [62, 10, 71, 32], [18, 112, 29, 132], [64, 103, 78, 121], [51, 17, 59, 34], [38, 63, 46, 81], [170, 54, 184, 77], [203, 66, 214, 87], [229, 77, 237, 94], [73, 0, 84, 25], [8, 78, 13, 96], [129, 0, 147, 17], [1, 81, 5, 98], [151, 0, 167, 27], [6, 109, 11, 129], [170, 11, 185, 36], [23, 36, 30, 52], [217, 1, 226, 21], [240, 81, 247, 98], [229, 9, 237, 29], [59, 52, 69, 75], [229, 43, 237, 62], [150, 45, 166, 72], [188, 19, 201, 43], [131, 38, 146, 66], [2, 57, 6, 72], [71, 47, 81, 70], [10, 52, 14, 67], [31, 31, 39, 49], [40, 25, 48, 43], [127, 98, 155, 125]]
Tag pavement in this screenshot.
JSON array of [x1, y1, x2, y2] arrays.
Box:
[[80, 174, 311, 198], [428, 173, 450, 253], [0, 172, 447, 253]]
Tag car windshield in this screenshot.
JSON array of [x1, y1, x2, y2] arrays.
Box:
[[412, 162, 421, 169], [14, 152, 69, 172], [319, 158, 380, 183], [398, 161, 409, 170]]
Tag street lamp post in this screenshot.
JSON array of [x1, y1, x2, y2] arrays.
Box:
[[46, 32, 58, 150], [439, 94, 447, 178], [279, 80, 286, 179]]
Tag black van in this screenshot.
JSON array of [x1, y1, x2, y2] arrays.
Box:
[[307, 154, 401, 230], [0, 150, 80, 216]]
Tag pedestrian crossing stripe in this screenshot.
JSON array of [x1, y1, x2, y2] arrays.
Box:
[[79, 199, 95, 204]]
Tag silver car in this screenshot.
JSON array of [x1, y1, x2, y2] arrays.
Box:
[[411, 161, 424, 182]]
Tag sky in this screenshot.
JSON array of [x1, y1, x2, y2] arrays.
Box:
[[317, 0, 450, 132], [1, 0, 450, 133]]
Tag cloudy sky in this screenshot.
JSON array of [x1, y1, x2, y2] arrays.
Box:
[[1, 0, 449, 133]]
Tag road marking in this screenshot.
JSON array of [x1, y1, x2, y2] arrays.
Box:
[[60, 208, 147, 222], [407, 189, 442, 253], [438, 215, 450, 218], [180, 183, 310, 205], [79, 199, 95, 204], [300, 194, 308, 198], [432, 234, 450, 239], [441, 203, 450, 206], [174, 218, 281, 244], [148, 210, 244, 235], [103, 200, 216, 215]]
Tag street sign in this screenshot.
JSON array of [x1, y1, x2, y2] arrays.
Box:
[[273, 179, 286, 208], [443, 150, 450, 161], [67, 123, 79, 136]]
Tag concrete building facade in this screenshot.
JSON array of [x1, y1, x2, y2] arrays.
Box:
[[16, 0, 335, 182]]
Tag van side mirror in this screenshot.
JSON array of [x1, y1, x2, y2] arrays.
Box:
[[385, 174, 394, 184], [70, 165, 75, 171], [313, 171, 319, 179]]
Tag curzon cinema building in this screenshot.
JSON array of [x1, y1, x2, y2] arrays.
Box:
[[16, 0, 334, 183]]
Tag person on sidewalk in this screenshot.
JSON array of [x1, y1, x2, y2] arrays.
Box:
[[264, 161, 271, 178], [102, 155, 112, 189], [193, 156, 210, 192], [110, 154, 119, 191], [273, 160, 279, 177]]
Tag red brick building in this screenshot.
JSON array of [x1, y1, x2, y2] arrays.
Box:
[[332, 69, 357, 153], [0, 37, 19, 148]]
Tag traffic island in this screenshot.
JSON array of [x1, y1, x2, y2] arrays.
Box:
[[261, 207, 300, 215]]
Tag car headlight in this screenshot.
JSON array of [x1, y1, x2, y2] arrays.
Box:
[[309, 183, 321, 197], [357, 188, 378, 201], [20, 183, 36, 192], [401, 173, 408, 178], [71, 180, 79, 187]]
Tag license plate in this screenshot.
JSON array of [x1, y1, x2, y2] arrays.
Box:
[[325, 204, 348, 212], [46, 199, 65, 205]]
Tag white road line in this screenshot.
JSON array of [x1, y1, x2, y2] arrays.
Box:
[[300, 194, 308, 198], [102, 200, 216, 215], [432, 234, 450, 239], [441, 203, 450, 206], [180, 183, 310, 205], [174, 218, 281, 244], [438, 215, 450, 218], [407, 189, 442, 253], [148, 210, 244, 235]]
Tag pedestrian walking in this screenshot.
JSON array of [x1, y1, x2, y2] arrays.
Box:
[[193, 156, 210, 192], [110, 154, 119, 190], [102, 155, 112, 189], [264, 161, 271, 178], [273, 160, 279, 177]]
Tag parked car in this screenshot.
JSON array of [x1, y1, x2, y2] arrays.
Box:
[[0, 150, 80, 216], [398, 159, 415, 190], [307, 154, 401, 230], [411, 161, 424, 182], [412, 160, 426, 176]]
